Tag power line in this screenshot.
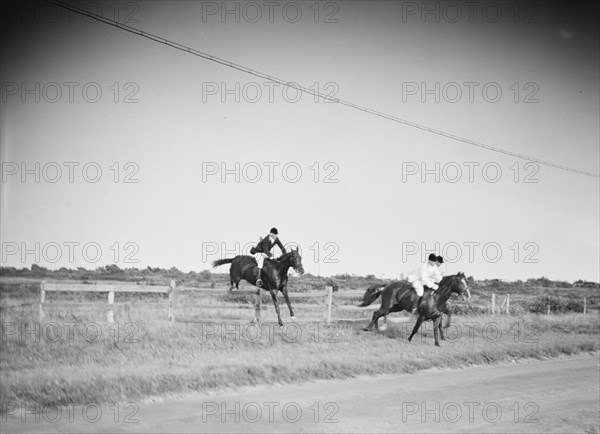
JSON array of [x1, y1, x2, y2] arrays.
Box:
[[44, 0, 599, 178]]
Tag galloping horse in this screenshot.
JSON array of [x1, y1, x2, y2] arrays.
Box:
[[359, 273, 471, 346], [212, 248, 304, 327]]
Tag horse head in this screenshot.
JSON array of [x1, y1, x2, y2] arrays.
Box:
[[452, 272, 471, 301], [278, 248, 304, 276], [288, 247, 305, 275], [438, 272, 471, 301]]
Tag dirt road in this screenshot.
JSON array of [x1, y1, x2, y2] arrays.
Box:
[[3, 355, 599, 433]]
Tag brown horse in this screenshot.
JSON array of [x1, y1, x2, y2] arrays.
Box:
[[212, 248, 304, 327], [359, 273, 471, 346]]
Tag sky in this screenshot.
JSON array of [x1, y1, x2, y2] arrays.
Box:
[[1, 0, 599, 282]]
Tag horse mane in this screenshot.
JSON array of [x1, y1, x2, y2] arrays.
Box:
[[267, 251, 292, 267], [274, 251, 295, 262], [438, 272, 465, 291]]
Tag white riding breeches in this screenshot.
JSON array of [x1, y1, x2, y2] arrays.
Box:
[[254, 253, 268, 268], [410, 281, 425, 297]]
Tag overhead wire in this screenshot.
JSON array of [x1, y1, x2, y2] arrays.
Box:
[[43, 0, 600, 178]]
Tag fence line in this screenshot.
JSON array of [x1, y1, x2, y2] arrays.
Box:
[[39, 281, 333, 324], [12, 281, 593, 325], [40, 280, 175, 325]]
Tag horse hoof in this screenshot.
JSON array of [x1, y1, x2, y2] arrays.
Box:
[[290, 316, 296, 321], [361, 327, 371, 332], [379, 324, 388, 331]]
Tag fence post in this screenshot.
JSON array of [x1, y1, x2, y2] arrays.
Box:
[[168, 280, 175, 326], [506, 294, 510, 314], [107, 291, 115, 323], [326, 285, 333, 324], [583, 297, 586, 315], [547, 304, 550, 315], [491, 293, 495, 315], [254, 289, 262, 322], [39, 281, 46, 320]]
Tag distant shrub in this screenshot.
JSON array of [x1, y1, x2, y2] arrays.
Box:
[[333, 273, 352, 280], [526, 294, 568, 314], [326, 280, 339, 292], [292, 284, 312, 293], [447, 303, 488, 315], [508, 305, 527, 316], [564, 297, 585, 313], [194, 270, 212, 282]]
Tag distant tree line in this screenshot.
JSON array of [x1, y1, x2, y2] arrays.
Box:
[[1, 265, 596, 288]]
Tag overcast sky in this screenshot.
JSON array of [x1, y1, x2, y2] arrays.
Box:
[[1, 0, 598, 281]]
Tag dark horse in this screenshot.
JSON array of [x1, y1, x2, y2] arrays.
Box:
[[212, 248, 304, 327], [359, 273, 471, 346]]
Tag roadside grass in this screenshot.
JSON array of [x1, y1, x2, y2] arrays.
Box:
[[1, 305, 598, 410]]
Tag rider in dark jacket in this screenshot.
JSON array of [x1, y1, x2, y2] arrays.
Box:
[[252, 227, 286, 287]]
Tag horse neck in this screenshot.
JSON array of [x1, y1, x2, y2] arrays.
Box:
[[273, 253, 292, 275], [436, 277, 456, 300]]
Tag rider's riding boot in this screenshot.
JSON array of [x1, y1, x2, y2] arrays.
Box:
[[256, 268, 263, 287]]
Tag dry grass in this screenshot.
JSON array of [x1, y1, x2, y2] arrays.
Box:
[[1, 302, 598, 410]]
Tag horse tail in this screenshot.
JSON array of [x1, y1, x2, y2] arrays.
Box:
[[212, 258, 235, 268], [358, 283, 386, 307]]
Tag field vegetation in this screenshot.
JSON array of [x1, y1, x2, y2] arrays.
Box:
[[1, 266, 598, 410]]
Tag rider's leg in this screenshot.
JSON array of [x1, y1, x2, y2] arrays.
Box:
[[412, 282, 424, 314], [254, 253, 266, 287], [256, 268, 262, 286]]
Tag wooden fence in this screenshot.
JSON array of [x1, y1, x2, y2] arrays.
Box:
[[36, 281, 384, 324], [30, 282, 593, 324], [40, 280, 176, 324], [489, 293, 588, 315]]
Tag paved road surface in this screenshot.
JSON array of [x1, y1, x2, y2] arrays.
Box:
[[3, 355, 599, 433]]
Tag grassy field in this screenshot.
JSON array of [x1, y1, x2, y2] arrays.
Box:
[[1, 274, 598, 412], [1, 302, 598, 410]]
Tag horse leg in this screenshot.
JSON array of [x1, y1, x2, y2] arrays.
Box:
[[433, 317, 442, 346], [444, 310, 452, 329], [408, 315, 424, 342], [381, 304, 402, 331], [232, 274, 241, 291], [438, 316, 445, 341], [282, 287, 295, 320], [269, 289, 284, 328], [229, 270, 235, 291], [362, 307, 389, 332]]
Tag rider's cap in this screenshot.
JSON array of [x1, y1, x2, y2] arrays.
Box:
[[428, 253, 437, 262], [270, 227, 278, 235], [436, 255, 444, 264]]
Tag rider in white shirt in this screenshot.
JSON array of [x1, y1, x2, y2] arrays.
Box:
[[436, 255, 445, 277], [406, 253, 443, 313]]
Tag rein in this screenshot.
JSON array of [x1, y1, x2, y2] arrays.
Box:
[[436, 275, 460, 299]]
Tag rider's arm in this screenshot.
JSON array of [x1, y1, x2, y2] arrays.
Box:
[[275, 238, 287, 254], [432, 267, 443, 283]]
